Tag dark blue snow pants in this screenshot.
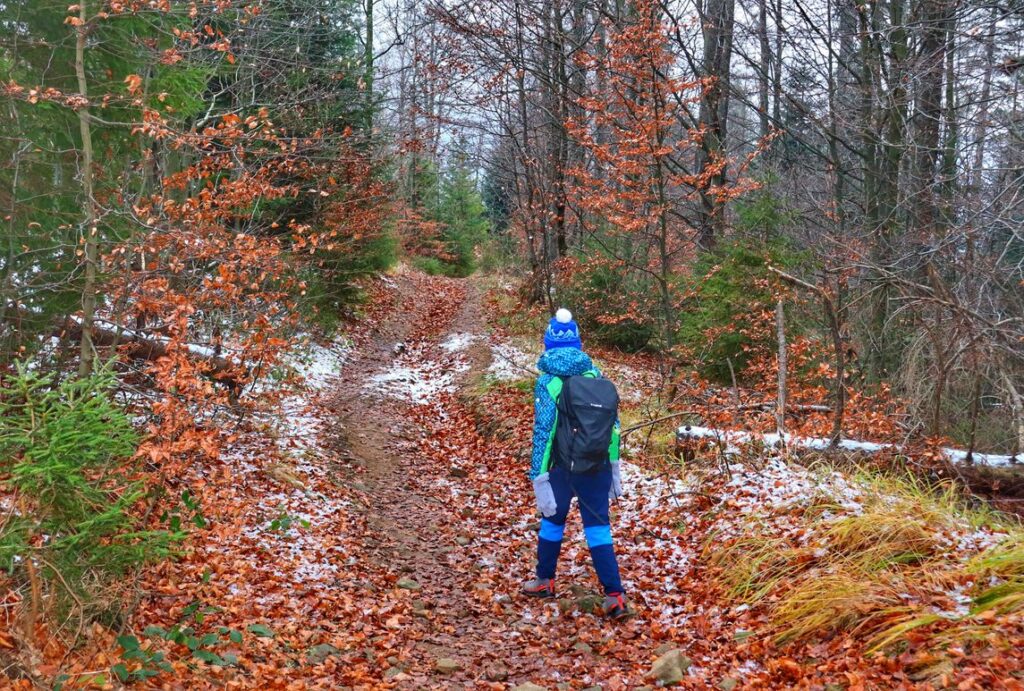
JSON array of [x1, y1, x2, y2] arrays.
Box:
[[535, 464, 623, 595]]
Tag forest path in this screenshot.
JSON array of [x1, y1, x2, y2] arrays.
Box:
[[321, 269, 692, 689], [326, 271, 519, 685], [126, 267, 764, 689]]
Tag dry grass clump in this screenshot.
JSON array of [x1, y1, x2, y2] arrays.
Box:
[[865, 536, 1024, 653], [966, 539, 1024, 617], [772, 568, 908, 643], [825, 511, 939, 568], [710, 536, 816, 603], [821, 476, 963, 570], [706, 464, 1021, 651]]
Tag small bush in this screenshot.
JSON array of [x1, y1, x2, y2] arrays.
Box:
[[0, 364, 180, 630], [297, 230, 398, 330], [412, 255, 453, 277], [477, 230, 521, 275], [677, 238, 804, 382], [554, 252, 659, 352]]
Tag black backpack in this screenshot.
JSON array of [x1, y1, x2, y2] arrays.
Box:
[[553, 372, 620, 474]]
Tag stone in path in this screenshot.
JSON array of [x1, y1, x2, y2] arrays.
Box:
[[648, 649, 692, 686], [435, 657, 461, 674]]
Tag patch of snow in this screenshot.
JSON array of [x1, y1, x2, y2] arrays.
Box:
[[284, 336, 351, 390], [488, 342, 536, 381], [366, 361, 460, 404], [737, 659, 763, 676], [942, 447, 1020, 468], [613, 460, 695, 624], [705, 457, 869, 549], [440, 332, 477, 353], [934, 584, 974, 619]]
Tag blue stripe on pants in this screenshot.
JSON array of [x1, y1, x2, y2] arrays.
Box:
[[584, 524, 613, 547], [539, 519, 565, 542]]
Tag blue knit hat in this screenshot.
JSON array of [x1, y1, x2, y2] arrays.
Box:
[[544, 308, 582, 350]]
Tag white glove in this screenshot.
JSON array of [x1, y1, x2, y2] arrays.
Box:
[[609, 463, 623, 500], [532, 472, 558, 517]]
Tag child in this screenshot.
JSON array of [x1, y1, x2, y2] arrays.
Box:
[[521, 309, 627, 619]]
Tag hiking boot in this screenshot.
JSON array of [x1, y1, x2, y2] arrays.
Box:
[[522, 578, 556, 598], [602, 592, 630, 620]]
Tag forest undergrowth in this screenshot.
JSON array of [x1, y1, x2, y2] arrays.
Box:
[[4, 0, 1024, 688], [0, 269, 1021, 689]]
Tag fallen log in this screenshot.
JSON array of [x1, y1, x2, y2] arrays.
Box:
[[57, 317, 243, 386], [676, 424, 1021, 468], [621, 402, 831, 437]]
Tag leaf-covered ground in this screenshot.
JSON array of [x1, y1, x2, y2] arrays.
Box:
[[71, 269, 1019, 689]]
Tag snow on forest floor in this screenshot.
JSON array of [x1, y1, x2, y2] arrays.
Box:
[[708, 456, 1007, 557], [276, 336, 351, 467], [487, 340, 537, 381], [124, 273, 1022, 689], [364, 345, 468, 405], [174, 335, 358, 606]]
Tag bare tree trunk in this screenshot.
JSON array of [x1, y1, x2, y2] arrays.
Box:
[[757, 0, 771, 139], [909, 0, 955, 236], [364, 0, 374, 130], [863, 0, 910, 380], [75, 0, 99, 378], [926, 314, 952, 437], [21, 495, 41, 645], [965, 368, 982, 464], [969, 7, 997, 192], [769, 266, 846, 444], [0, 132, 26, 352], [695, 0, 735, 250], [775, 299, 787, 438], [771, 0, 782, 125], [58, 317, 239, 385], [512, 0, 545, 304], [826, 284, 846, 446], [1003, 370, 1024, 461]]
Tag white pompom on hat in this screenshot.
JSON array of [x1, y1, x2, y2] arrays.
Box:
[[554, 308, 573, 324]]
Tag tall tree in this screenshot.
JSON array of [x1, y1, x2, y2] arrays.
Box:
[[695, 0, 736, 249]]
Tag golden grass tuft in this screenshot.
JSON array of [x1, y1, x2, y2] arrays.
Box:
[[772, 567, 908, 643], [709, 535, 816, 603], [706, 464, 1023, 652], [966, 538, 1024, 617]]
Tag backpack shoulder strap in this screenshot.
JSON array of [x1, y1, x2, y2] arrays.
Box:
[[540, 376, 564, 475]]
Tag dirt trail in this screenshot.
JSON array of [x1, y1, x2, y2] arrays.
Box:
[[325, 273, 519, 686], [316, 268, 814, 691], [323, 271, 674, 688]]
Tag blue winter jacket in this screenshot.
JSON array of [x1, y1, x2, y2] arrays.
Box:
[[529, 347, 620, 479]]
